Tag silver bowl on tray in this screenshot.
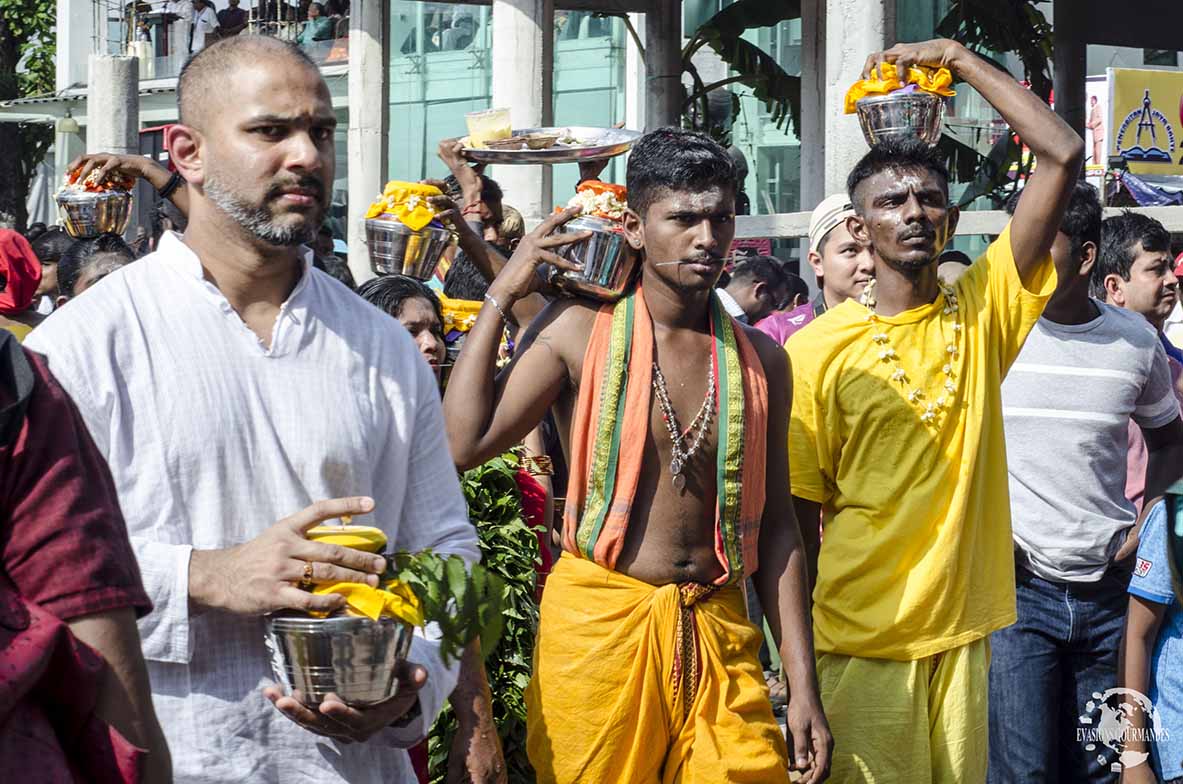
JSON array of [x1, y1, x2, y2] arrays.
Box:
[[366, 217, 454, 280], [553, 215, 640, 302], [265, 612, 415, 707], [459, 126, 642, 165], [855, 91, 944, 147], [55, 190, 134, 238]]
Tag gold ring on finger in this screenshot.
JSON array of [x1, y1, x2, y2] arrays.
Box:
[[299, 561, 315, 591]]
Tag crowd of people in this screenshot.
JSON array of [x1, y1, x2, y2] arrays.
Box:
[[4, 30, 1183, 784]]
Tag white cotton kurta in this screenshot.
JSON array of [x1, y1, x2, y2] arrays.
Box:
[[25, 232, 480, 784]]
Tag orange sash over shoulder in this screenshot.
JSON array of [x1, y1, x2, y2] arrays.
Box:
[[560, 286, 768, 585]]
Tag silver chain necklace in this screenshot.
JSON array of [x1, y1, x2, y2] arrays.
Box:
[[652, 361, 717, 493]]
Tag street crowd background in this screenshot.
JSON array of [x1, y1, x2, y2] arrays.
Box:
[[4, 29, 1183, 784]]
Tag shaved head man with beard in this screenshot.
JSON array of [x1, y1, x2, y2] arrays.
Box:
[[25, 36, 480, 783]]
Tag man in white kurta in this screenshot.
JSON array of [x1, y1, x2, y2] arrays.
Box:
[[26, 35, 479, 783]]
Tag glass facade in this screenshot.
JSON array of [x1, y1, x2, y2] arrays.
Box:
[[387, 3, 628, 199]]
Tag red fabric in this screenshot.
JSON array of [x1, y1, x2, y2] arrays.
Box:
[[408, 742, 429, 784], [0, 593, 145, 783], [2, 350, 150, 621], [515, 469, 554, 597], [0, 230, 42, 316], [0, 346, 151, 782]]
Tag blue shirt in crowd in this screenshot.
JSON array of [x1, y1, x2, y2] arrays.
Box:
[[1129, 499, 1183, 780]]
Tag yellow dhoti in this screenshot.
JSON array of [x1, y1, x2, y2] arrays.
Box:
[[526, 553, 789, 784]]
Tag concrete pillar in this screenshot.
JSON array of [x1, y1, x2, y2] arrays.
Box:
[[823, 0, 894, 197], [624, 13, 647, 133], [1052, 0, 1087, 144], [87, 55, 140, 237], [645, 0, 682, 129], [798, 0, 826, 293], [347, 0, 389, 284], [86, 56, 139, 156], [490, 0, 554, 225]]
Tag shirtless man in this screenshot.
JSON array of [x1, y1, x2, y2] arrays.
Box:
[[444, 127, 830, 784]]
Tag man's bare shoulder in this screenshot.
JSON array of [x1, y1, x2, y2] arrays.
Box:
[[522, 296, 603, 357], [739, 322, 790, 386]]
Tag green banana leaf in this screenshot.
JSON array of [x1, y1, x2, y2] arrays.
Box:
[[683, 0, 803, 135], [937, 0, 1053, 102]]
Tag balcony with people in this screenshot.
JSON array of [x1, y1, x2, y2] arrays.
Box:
[[122, 0, 351, 83]]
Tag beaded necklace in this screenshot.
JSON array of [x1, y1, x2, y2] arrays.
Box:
[[859, 276, 963, 427]]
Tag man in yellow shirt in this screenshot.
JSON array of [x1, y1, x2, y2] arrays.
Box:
[[788, 39, 1083, 783]]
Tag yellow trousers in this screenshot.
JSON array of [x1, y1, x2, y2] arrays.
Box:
[[817, 637, 990, 784], [526, 553, 789, 784]]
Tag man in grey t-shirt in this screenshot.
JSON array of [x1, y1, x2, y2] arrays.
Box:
[[990, 182, 1183, 783]]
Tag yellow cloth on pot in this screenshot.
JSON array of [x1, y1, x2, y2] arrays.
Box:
[[843, 63, 956, 114], [439, 292, 483, 334], [313, 580, 425, 626], [365, 181, 443, 231]]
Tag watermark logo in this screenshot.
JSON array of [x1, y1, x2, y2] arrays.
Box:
[[1077, 688, 1169, 773]]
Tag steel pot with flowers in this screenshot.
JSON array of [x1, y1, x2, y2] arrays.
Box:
[[56, 169, 136, 239], [552, 180, 640, 302], [365, 181, 457, 280], [265, 519, 504, 707]]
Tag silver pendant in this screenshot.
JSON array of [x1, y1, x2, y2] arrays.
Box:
[[670, 457, 684, 476], [672, 472, 687, 493]]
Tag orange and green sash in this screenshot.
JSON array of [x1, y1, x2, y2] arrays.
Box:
[[561, 286, 768, 585]]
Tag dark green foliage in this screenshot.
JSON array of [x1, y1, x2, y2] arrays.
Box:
[[429, 452, 542, 784], [0, 0, 54, 230]]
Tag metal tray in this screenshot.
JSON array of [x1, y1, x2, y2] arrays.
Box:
[[457, 126, 642, 165]]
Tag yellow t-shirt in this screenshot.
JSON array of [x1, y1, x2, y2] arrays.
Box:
[[788, 224, 1055, 661]]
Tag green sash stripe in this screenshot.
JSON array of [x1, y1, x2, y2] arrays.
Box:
[[576, 296, 633, 556], [713, 297, 747, 579]]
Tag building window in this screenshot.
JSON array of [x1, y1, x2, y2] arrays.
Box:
[[1143, 49, 1179, 67]]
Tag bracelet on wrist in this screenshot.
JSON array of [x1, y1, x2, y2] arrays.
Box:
[[483, 292, 509, 323], [157, 170, 184, 200]]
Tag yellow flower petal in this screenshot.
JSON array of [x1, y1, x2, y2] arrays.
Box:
[[844, 63, 956, 114]]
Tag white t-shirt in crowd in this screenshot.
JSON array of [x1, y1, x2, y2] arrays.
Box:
[[190, 5, 219, 51], [1002, 301, 1179, 582]]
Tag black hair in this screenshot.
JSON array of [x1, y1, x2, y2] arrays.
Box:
[[625, 127, 737, 218], [938, 249, 973, 267], [783, 270, 809, 302], [1092, 211, 1173, 299], [28, 226, 74, 266], [480, 175, 503, 207], [310, 1, 325, 11], [846, 138, 950, 213], [57, 233, 135, 298], [727, 255, 789, 292], [441, 174, 503, 208], [1006, 180, 1101, 264], [357, 274, 443, 327], [443, 251, 490, 300], [24, 222, 48, 242]]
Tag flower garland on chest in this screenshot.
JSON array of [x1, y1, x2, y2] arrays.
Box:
[[858, 276, 964, 427]]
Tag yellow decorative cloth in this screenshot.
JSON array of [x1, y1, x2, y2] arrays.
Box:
[[312, 580, 424, 626], [365, 181, 443, 231], [439, 292, 483, 334], [526, 553, 789, 784], [843, 63, 956, 114]]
